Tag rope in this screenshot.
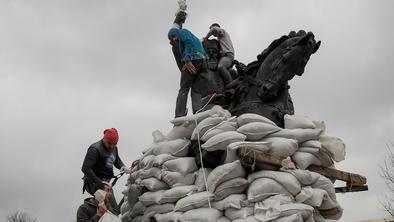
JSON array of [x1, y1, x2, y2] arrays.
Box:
[[193, 93, 217, 209]]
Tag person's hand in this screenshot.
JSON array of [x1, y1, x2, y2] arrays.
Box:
[[97, 205, 107, 217], [182, 61, 197, 74], [120, 166, 131, 174]]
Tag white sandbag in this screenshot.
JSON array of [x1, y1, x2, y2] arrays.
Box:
[[139, 155, 155, 169], [201, 120, 238, 141], [99, 212, 122, 222], [162, 157, 197, 175], [132, 167, 162, 180], [295, 186, 327, 207], [237, 122, 280, 141], [270, 214, 303, 222], [120, 212, 130, 222], [178, 208, 223, 222], [268, 128, 323, 143], [211, 194, 246, 210], [167, 121, 196, 140], [207, 160, 246, 193], [284, 114, 316, 129], [247, 170, 301, 196], [262, 137, 298, 158], [127, 185, 143, 208], [154, 212, 183, 222], [297, 147, 334, 167], [300, 140, 322, 148], [225, 141, 271, 163], [161, 170, 196, 187], [319, 134, 346, 162], [138, 190, 165, 206], [191, 116, 226, 140], [160, 185, 198, 204], [130, 216, 142, 222], [214, 178, 249, 201], [120, 201, 130, 215], [247, 178, 292, 202], [195, 168, 212, 192], [151, 139, 190, 157], [152, 154, 177, 167], [313, 120, 326, 131], [170, 105, 230, 125], [174, 191, 214, 212], [276, 203, 314, 221], [217, 217, 231, 222], [292, 152, 321, 170], [152, 130, 168, 143], [139, 178, 169, 191], [225, 207, 254, 220], [143, 204, 175, 221], [130, 201, 145, 217], [232, 216, 260, 222], [237, 113, 277, 127], [202, 131, 247, 151]]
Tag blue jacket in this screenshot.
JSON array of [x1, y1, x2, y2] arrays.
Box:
[[168, 28, 208, 63]]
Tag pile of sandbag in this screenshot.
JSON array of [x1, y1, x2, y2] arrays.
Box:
[[119, 105, 346, 222]]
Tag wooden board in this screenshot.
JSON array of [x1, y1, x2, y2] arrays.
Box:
[[238, 147, 368, 193]]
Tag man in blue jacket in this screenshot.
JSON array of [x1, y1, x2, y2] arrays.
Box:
[[168, 27, 208, 118]]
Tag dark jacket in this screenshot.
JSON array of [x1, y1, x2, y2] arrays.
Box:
[[82, 140, 124, 193], [168, 28, 208, 63], [76, 197, 117, 222]]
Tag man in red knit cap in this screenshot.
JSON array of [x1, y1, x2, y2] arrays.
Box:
[[81, 128, 130, 214]]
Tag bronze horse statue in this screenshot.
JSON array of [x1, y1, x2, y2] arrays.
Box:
[[200, 30, 321, 127]]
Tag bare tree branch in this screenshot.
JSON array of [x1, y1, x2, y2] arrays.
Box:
[[6, 211, 37, 222], [380, 142, 394, 220]]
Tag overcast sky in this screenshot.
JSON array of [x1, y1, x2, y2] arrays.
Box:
[[0, 0, 393, 221]]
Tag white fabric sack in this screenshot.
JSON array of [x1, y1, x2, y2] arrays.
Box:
[[284, 114, 316, 129], [207, 160, 246, 193], [127, 185, 142, 208], [154, 212, 183, 222], [167, 121, 196, 140], [211, 194, 246, 210], [237, 122, 280, 141], [152, 154, 177, 167], [225, 141, 271, 163], [170, 105, 230, 125], [276, 203, 314, 221], [313, 120, 326, 131], [202, 131, 247, 151], [120, 212, 130, 222], [139, 155, 155, 169], [268, 128, 323, 143], [214, 177, 249, 201], [217, 217, 231, 222], [142, 203, 175, 221], [178, 208, 223, 222], [191, 116, 226, 140], [295, 187, 328, 207], [160, 185, 198, 204], [130, 216, 142, 222], [300, 140, 322, 148], [270, 214, 303, 222], [151, 139, 190, 157], [139, 190, 165, 206], [195, 168, 212, 192], [247, 170, 301, 196], [132, 167, 162, 180], [232, 216, 260, 222], [161, 170, 196, 187], [319, 134, 346, 162], [297, 147, 334, 167], [130, 201, 145, 217], [139, 178, 169, 191], [152, 130, 168, 143], [292, 152, 321, 170], [162, 157, 197, 175], [247, 178, 292, 202], [120, 201, 130, 215], [174, 191, 214, 212], [225, 207, 254, 220], [99, 212, 121, 222], [201, 120, 238, 141], [262, 137, 298, 158], [237, 113, 277, 127]]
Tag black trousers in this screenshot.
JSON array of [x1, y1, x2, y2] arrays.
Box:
[[175, 59, 208, 117]]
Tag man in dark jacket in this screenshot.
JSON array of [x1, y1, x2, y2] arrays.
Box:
[[77, 183, 118, 222], [81, 128, 130, 214], [168, 27, 209, 117]]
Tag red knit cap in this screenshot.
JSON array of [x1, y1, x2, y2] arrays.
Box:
[[103, 128, 119, 143]]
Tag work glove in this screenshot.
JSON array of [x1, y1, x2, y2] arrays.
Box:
[[120, 166, 131, 174]]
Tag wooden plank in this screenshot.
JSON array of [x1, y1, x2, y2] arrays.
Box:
[[238, 147, 368, 193]]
